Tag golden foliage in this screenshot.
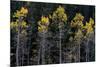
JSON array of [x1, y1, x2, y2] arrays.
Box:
[[13, 7, 28, 18], [71, 13, 84, 28], [21, 21, 27, 28], [83, 18, 94, 34], [75, 29, 83, 39], [38, 16, 49, 32], [10, 21, 18, 28], [51, 6, 67, 22], [20, 7, 28, 14], [38, 25, 48, 32], [10, 20, 27, 32], [41, 16, 49, 25], [11, 6, 28, 32], [73, 13, 84, 21]]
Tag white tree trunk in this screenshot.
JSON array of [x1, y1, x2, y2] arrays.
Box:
[[41, 32, 46, 64], [59, 23, 62, 63], [86, 36, 89, 62], [16, 17, 21, 66]]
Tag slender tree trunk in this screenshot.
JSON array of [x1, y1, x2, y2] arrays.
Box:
[[27, 45, 30, 65], [22, 46, 24, 66], [16, 17, 20, 66], [38, 32, 46, 64], [27, 28, 32, 65], [59, 22, 62, 63], [41, 32, 46, 64], [16, 17, 23, 66], [37, 45, 41, 64], [16, 30, 20, 66], [86, 38, 89, 62], [78, 43, 80, 62]]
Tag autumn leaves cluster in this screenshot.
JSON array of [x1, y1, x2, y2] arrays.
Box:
[[10, 6, 95, 37]]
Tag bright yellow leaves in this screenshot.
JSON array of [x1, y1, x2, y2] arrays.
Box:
[[52, 6, 67, 22], [70, 13, 95, 36], [70, 13, 84, 42], [11, 21, 18, 29], [83, 18, 94, 34], [11, 7, 28, 32], [73, 13, 84, 22], [38, 25, 48, 32], [38, 16, 49, 32], [41, 16, 49, 25], [13, 7, 28, 18], [20, 7, 28, 14], [11, 20, 27, 30], [71, 13, 84, 28], [21, 21, 27, 28]]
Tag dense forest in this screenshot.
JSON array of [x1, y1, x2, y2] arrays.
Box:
[[10, 1, 95, 66]]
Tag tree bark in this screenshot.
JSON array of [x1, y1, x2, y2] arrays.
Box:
[[86, 36, 89, 62], [41, 32, 46, 64], [16, 17, 23, 66], [59, 22, 62, 63]]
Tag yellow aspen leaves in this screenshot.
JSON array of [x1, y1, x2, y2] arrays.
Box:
[[71, 20, 77, 27], [13, 7, 28, 18], [56, 6, 65, 13], [20, 7, 28, 15], [74, 29, 83, 42], [83, 18, 94, 34], [11, 6, 28, 32], [89, 18, 94, 26], [10, 21, 18, 29], [10, 20, 27, 31], [10, 21, 18, 32], [38, 25, 48, 32], [38, 16, 49, 32], [41, 16, 49, 25], [52, 6, 67, 22], [21, 21, 27, 28], [73, 13, 84, 21], [71, 13, 84, 28]]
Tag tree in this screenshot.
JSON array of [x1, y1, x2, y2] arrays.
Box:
[[11, 1, 95, 65], [49, 5, 67, 63], [11, 7, 28, 66], [70, 13, 84, 62], [82, 18, 95, 61], [37, 16, 50, 64]]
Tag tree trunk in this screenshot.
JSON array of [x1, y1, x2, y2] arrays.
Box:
[[78, 43, 80, 62], [16, 30, 20, 66], [41, 32, 46, 64], [16, 17, 21, 66], [38, 32, 46, 64], [37, 45, 41, 64], [86, 37, 89, 62], [59, 22, 62, 63], [16, 17, 23, 66]]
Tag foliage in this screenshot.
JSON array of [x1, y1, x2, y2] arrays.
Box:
[[49, 6, 68, 32], [13, 7, 28, 18], [38, 16, 49, 32], [50, 5, 67, 22], [83, 18, 94, 35], [11, 20, 28, 32], [71, 13, 84, 29], [11, 7, 28, 32], [11, 1, 95, 66]]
